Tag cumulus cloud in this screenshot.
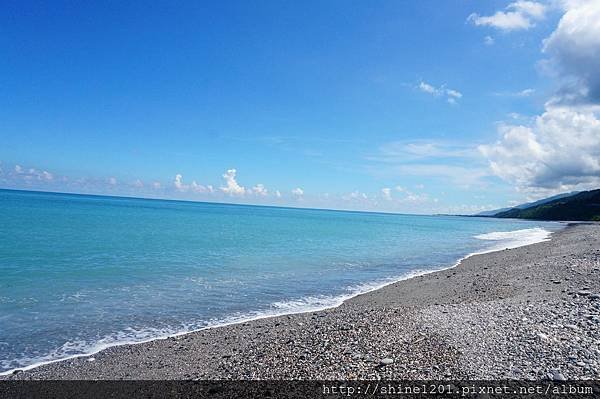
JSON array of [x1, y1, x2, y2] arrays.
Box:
[[418, 81, 438, 95], [174, 174, 187, 192], [446, 89, 463, 99], [468, 1, 546, 31], [108, 177, 117, 185], [480, 105, 600, 195], [174, 174, 214, 194], [405, 192, 430, 203], [174, 170, 273, 198], [251, 183, 268, 196], [344, 191, 368, 201], [220, 169, 246, 196], [484, 35, 495, 45], [133, 179, 144, 188], [191, 180, 214, 193], [542, 1, 600, 105], [275, 190, 282, 198], [381, 187, 392, 201], [418, 81, 463, 104], [291, 187, 304, 197], [479, 1, 600, 197], [11, 164, 54, 182]]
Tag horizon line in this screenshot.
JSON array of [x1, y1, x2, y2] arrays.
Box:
[[0, 186, 469, 218]]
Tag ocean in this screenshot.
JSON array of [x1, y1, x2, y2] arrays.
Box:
[[0, 189, 562, 374]]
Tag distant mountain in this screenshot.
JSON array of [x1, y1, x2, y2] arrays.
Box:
[[476, 207, 513, 217], [476, 191, 579, 217], [516, 191, 581, 210], [493, 189, 600, 221]]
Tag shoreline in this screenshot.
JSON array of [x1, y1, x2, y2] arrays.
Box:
[[6, 222, 600, 380], [0, 224, 561, 377]]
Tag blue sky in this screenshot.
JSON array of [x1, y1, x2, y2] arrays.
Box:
[[2, 1, 599, 213]]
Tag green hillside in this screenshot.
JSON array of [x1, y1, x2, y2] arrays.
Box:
[[494, 189, 600, 221]]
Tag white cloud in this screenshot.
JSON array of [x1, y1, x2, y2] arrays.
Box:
[[251, 183, 268, 196], [468, 1, 547, 31], [173, 170, 269, 198], [478, 1, 600, 198], [292, 187, 304, 197], [108, 177, 117, 185], [518, 88, 535, 97], [344, 191, 368, 201], [480, 105, 600, 195], [174, 174, 214, 194], [419, 81, 438, 95], [152, 182, 162, 189], [447, 89, 462, 99], [373, 140, 476, 161], [387, 164, 489, 187], [405, 192, 430, 203], [381, 187, 392, 200], [191, 181, 213, 193], [19, 166, 53, 181], [493, 88, 536, 97], [484, 35, 495, 45], [542, 1, 600, 105], [133, 179, 144, 188], [220, 169, 246, 196], [174, 174, 187, 192], [275, 190, 282, 198], [418, 81, 463, 104], [366, 140, 488, 188]]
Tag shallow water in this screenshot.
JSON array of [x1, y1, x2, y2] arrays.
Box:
[[0, 189, 561, 373]]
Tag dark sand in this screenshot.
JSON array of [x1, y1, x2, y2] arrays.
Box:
[[4, 223, 600, 380]]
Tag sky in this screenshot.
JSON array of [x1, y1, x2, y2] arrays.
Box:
[[1, 0, 599, 214]]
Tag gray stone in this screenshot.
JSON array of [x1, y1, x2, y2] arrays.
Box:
[[552, 372, 567, 381], [379, 358, 394, 366], [565, 324, 578, 331]]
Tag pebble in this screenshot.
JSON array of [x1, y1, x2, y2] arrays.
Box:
[[537, 332, 549, 341], [552, 372, 567, 381], [565, 324, 578, 330], [379, 358, 394, 366]]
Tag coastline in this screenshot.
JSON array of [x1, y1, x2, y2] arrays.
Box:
[[5, 222, 600, 380]]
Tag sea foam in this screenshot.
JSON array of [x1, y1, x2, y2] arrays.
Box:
[[474, 227, 552, 251]]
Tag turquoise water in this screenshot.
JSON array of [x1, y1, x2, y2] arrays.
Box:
[[0, 189, 561, 373]]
